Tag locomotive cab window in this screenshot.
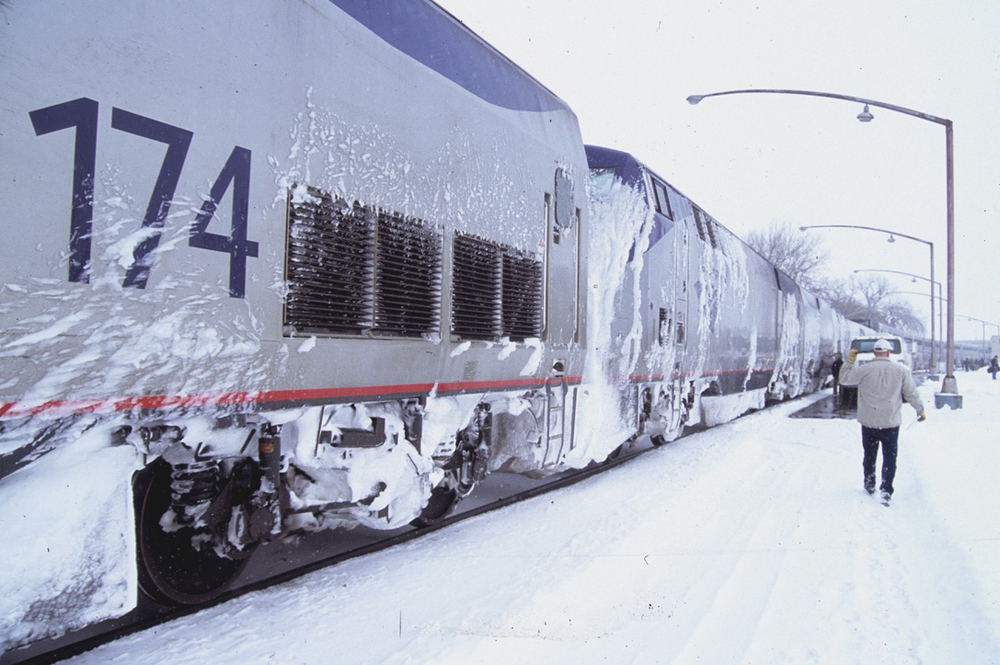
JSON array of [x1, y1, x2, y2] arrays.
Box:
[[652, 179, 673, 220], [553, 167, 575, 245], [588, 167, 617, 198], [666, 185, 681, 220]]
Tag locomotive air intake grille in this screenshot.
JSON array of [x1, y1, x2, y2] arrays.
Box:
[[452, 233, 542, 341], [374, 212, 443, 336], [501, 251, 543, 339], [284, 188, 442, 337]]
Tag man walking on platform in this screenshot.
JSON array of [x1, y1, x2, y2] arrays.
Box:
[[839, 338, 926, 505]]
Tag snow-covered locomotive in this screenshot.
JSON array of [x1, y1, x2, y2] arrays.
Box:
[[1, 0, 590, 645], [0, 0, 864, 651], [584, 145, 868, 447]]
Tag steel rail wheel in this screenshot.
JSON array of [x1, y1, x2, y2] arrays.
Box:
[[411, 476, 465, 527], [133, 459, 252, 605]]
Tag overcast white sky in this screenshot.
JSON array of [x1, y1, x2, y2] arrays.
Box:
[[438, 0, 1000, 348]]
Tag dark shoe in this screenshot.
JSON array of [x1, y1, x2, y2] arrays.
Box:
[[880, 491, 891, 505], [865, 484, 875, 495]]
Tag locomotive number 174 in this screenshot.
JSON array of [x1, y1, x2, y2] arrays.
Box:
[[29, 97, 259, 298]]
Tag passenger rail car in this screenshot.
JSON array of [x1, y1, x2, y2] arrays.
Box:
[[1, 0, 589, 647]]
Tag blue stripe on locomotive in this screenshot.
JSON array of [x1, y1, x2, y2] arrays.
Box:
[[329, 0, 567, 113]]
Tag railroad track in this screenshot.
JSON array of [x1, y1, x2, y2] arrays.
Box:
[[5, 439, 660, 664]]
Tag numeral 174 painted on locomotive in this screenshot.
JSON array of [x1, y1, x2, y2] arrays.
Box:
[[30, 97, 258, 297]]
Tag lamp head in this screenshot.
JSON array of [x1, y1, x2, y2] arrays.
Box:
[[686, 95, 704, 105], [888, 234, 896, 243], [857, 104, 874, 122]]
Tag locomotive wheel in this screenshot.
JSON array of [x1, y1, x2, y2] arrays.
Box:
[[605, 442, 627, 461], [410, 483, 462, 527], [134, 459, 252, 606], [412, 466, 474, 528]]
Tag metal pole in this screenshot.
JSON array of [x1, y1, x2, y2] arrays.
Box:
[[687, 89, 951, 125], [929, 242, 936, 372], [937, 281, 944, 369], [691, 88, 959, 403], [800, 224, 928, 245], [942, 121, 958, 394]]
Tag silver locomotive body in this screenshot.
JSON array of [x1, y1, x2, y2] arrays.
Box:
[[584, 145, 856, 441], [1, 0, 588, 641]]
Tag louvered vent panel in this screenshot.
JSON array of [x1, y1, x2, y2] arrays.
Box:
[[285, 188, 445, 338], [285, 192, 375, 334], [373, 212, 443, 336], [452, 234, 502, 339], [501, 251, 543, 340]]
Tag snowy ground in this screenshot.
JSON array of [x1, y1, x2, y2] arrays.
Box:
[[61, 370, 1000, 664]]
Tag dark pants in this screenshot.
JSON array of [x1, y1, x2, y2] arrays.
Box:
[[861, 426, 899, 495]]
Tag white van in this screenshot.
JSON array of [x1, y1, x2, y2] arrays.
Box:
[[849, 334, 912, 369], [838, 334, 913, 408]]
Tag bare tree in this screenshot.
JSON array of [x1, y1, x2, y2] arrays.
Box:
[[744, 225, 925, 335], [853, 274, 895, 313], [811, 276, 863, 317], [837, 274, 925, 335], [745, 221, 828, 289], [881, 301, 926, 334]]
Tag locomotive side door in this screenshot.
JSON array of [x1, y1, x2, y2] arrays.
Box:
[[545, 167, 580, 347], [672, 208, 690, 360], [542, 167, 581, 467], [665, 210, 692, 433]]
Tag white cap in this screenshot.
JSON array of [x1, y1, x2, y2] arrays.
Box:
[[874, 339, 892, 352]]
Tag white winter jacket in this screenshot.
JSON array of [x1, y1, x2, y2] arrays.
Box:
[[839, 357, 924, 429]]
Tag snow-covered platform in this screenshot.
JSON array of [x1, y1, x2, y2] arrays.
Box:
[[17, 372, 995, 664]]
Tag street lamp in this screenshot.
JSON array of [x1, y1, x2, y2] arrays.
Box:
[[799, 224, 937, 372], [853, 268, 943, 372], [886, 290, 945, 301], [884, 295, 987, 370], [688, 88, 959, 408], [957, 315, 1000, 354]]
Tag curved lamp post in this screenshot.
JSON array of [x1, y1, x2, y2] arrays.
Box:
[[689, 89, 959, 407], [855, 268, 943, 372], [800, 224, 936, 371], [957, 315, 1000, 354], [887, 290, 945, 301], [886, 292, 985, 369], [852, 267, 942, 371]]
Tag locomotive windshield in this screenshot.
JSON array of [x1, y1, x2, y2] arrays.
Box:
[[588, 167, 617, 197]]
